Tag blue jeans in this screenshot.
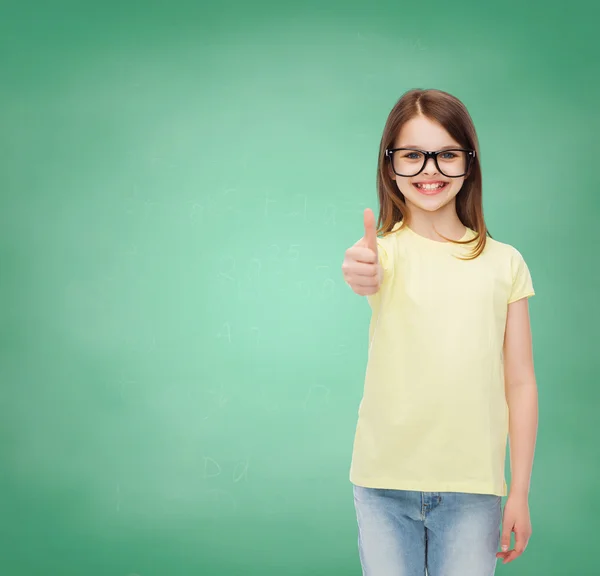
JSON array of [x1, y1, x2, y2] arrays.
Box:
[[353, 485, 502, 576]]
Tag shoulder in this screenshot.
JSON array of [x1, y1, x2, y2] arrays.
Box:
[[479, 235, 533, 278], [483, 236, 529, 265], [377, 221, 408, 251], [483, 236, 535, 301], [373, 222, 409, 274]]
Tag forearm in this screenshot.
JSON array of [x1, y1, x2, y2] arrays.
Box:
[[506, 380, 538, 497]]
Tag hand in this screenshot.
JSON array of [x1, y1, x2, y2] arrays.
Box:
[[496, 493, 532, 564], [341, 208, 383, 296]]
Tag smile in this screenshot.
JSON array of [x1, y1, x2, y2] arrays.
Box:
[[413, 181, 449, 195]]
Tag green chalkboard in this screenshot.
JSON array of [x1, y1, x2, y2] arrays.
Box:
[[1, 1, 598, 575]]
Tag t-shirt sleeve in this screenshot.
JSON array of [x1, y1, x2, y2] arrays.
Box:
[[377, 237, 392, 274], [508, 247, 535, 304]]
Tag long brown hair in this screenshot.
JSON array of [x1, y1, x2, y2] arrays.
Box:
[[376, 88, 490, 259]]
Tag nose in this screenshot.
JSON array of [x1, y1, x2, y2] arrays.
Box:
[[423, 156, 438, 175]]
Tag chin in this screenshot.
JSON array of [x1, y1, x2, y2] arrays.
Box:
[[403, 193, 454, 213]]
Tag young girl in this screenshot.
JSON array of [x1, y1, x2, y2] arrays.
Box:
[[342, 89, 538, 576]]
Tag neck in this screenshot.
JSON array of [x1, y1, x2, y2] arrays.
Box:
[[404, 200, 465, 242]]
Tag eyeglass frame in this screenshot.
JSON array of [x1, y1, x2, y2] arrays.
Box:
[[384, 147, 476, 178]]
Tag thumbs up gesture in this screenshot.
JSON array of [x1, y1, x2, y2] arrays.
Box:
[[342, 208, 383, 296]]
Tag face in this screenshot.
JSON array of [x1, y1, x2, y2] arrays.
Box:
[[388, 115, 469, 215]]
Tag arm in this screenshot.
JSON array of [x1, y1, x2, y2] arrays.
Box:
[[497, 296, 538, 564], [504, 296, 538, 497]]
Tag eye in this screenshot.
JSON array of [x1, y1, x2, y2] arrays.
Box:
[[440, 151, 458, 159]]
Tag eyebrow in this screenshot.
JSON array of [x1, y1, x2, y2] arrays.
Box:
[[397, 144, 462, 150]]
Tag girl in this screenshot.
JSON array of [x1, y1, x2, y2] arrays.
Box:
[[342, 89, 538, 576]]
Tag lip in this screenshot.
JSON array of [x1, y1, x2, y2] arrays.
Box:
[[412, 181, 449, 196]]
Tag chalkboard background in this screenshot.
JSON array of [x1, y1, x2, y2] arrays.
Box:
[[2, 0, 598, 574]]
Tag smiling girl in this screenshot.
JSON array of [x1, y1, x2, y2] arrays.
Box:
[[342, 89, 538, 576]]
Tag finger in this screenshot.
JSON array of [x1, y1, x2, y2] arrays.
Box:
[[353, 277, 380, 289], [498, 538, 528, 564], [348, 262, 379, 277], [502, 549, 521, 564], [512, 534, 528, 558], [347, 270, 380, 286], [514, 533, 528, 551], [346, 246, 378, 264], [363, 208, 378, 255], [500, 525, 512, 554], [355, 286, 379, 296]]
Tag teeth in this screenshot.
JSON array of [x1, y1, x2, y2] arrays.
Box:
[[416, 183, 446, 190]]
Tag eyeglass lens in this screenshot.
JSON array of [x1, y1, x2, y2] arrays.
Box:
[[392, 149, 469, 177]]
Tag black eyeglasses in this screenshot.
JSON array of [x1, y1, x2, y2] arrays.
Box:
[[385, 147, 476, 178]]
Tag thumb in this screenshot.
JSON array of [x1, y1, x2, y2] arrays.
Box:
[[500, 523, 512, 552], [363, 208, 378, 254]]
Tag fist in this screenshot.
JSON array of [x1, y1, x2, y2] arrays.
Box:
[[342, 208, 383, 296]]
